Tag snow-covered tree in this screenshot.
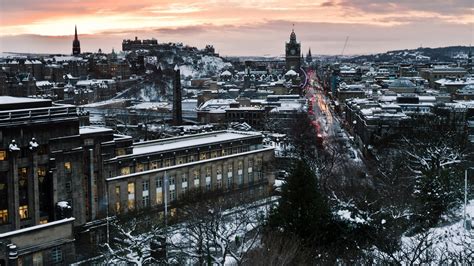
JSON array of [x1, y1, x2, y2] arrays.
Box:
[[170, 192, 265, 265], [100, 213, 164, 265]]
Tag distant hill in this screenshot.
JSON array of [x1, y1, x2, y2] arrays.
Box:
[[346, 46, 471, 63]]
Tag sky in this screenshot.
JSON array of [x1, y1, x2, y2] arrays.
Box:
[[0, 0, 472, 56]]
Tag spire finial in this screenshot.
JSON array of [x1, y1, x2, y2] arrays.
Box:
[[74, 25, 78, 40]]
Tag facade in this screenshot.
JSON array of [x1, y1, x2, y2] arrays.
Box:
[[103, 131, 275, 216], [285, 29, 301, 71], [0, 97, 86, 264]]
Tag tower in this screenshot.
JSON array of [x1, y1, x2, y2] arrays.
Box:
[[285, 27, 301, 71], [172, 65, 183, 126], [72, 25, 81, 55], [306, 48, 313, 64]]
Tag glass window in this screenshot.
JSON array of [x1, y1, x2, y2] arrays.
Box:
[[151, 161, 160, 169], [142, 196, 150, 207], [120, 166, 130, 175], [51, 247, 63, 263], [142, 180, 149, 191], [177, 156, 186, 165], [127, 182, 135, 210], [116, 148, 126, 156], [64, 162, 71, 173], [0, 150, 6, 160], [115, 185, 121, 213], [19, 205, 28, 220], [156, 177, 163, 205], [136, 163, 145, 172], [200, 152, 207, 160], [0, 209, 8, 224], [32, 251, 43, 266]]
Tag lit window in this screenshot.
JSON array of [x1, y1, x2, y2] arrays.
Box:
[[37, 167, 47, 177], [40, 219, 48, 224], [127, 182, 135, 210], [19, 205, 28, 220], [64, 162, 71, 173], [120, 167, 130, 175], [116, 148, 126, 156], [151, 161, 160, 169], [0, 209, 8, 224], [0, 150, 6, 160], [200, 152, 207, 160], [165, 159, 172, 167], [115, 186, 121, 213], [193, 169, 200, 187], [136, 163, 145, 172], [156, 176, 163, 205]]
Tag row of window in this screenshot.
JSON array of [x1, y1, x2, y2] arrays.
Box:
[[119, 156, 262, 177], [114, 164, 264, 213], [0, 145, 48, 161], [116, 146, 256, 176]]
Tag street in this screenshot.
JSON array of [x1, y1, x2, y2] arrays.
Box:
[[303, 68, 367, 179]]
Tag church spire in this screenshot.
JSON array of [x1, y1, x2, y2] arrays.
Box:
[[72, 25, 81, 55]]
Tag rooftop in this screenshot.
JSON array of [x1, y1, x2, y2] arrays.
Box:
[[0, 96, 52, 111], [80, 126, 114, 135], [118, 130, 263, 158]]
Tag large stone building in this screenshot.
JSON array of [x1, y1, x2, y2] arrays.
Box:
[[0, 97, 87, 264], [103, 130, 275, 216]]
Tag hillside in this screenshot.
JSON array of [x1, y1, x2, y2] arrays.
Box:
[[347, 46, 471, 63]]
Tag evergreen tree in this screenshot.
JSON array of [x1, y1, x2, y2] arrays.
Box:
[[269, 160, 332, 245]]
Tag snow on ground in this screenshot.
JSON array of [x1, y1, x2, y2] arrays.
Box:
[[398, 200, 474, 261]]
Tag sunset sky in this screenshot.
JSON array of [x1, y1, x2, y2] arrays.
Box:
[[0, 0, 472, 56]]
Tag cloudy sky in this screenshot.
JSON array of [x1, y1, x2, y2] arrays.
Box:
[[0, 0, 472, 56]]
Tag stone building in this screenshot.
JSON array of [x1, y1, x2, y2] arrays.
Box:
[[103, 130, 275, 216], [0, 97, 86, 264]]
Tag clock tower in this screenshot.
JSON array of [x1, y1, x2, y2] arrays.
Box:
[[285, 28, 301, 71]]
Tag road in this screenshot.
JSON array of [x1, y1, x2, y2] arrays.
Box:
[[303, 68, 367, 178]]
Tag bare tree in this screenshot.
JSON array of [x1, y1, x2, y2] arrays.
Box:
[[170, 191, 267, 265], [100, 212, 164, 265]]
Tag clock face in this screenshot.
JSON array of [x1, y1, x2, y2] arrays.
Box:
[[290, 49, 296, 55]]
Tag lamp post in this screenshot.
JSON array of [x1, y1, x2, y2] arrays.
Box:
[[464, 167, 473, 229]]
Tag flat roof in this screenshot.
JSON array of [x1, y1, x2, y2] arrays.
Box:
[[119, 131, 262, 158], [0, 96, 52, 111], [80, 126, 114, 135]]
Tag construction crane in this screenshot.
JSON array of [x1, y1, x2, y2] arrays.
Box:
[[341, 36, 349, 57]]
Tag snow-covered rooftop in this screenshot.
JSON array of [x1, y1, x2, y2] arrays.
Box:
[[0, 96, 51, 105], [120, 130, 262, 158], [80, 126, 114, 135]]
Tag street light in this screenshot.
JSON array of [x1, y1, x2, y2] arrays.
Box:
[[464, 167, 474, 230]]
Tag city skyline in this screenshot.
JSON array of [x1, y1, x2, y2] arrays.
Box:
[[0, 0, 472, 55]]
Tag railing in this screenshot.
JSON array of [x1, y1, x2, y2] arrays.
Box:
[[0, 105, 78, 124]]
